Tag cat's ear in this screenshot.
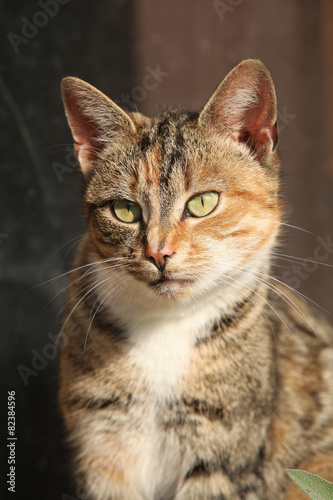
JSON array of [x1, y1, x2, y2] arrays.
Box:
[[61, 77, 136, 176], [199, 59, 278, 161]]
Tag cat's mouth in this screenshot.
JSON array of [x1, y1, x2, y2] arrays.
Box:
[[150, 275, 194, 288]]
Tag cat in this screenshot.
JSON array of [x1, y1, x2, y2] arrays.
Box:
[[59, 59, 333, 500]]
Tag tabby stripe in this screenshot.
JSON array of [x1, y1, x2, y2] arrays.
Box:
[[140, 133, 151, 153], [196, 288, 257, 346], [64, 394, 132, 410], [183, 397, 224, 421], [80, 286, 126, 337], [185, 446, 266, 491], [146, 110, 198, 190], [215, 288, 257, 329], [185, 459, 229, 483]]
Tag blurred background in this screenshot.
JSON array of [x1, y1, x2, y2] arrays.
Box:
[[1, 0, 333, 498]]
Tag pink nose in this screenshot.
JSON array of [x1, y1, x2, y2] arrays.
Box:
[[145, 244, 175, 269]]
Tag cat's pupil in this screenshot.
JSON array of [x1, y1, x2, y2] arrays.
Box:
[[200, 196, 204, 207]]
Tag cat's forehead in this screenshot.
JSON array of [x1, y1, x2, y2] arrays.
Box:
[[141, 109, 197, 145], [136, 111, 192, 191], [132, 110, 253, 196]]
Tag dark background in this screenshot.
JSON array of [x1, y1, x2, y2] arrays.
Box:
[[1, 0, 333, 498]]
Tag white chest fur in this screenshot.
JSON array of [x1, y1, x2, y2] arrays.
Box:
[[127, 312, 204, 399]]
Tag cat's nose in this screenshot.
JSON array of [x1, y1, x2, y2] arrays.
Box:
[[145, 244, 175, 270]]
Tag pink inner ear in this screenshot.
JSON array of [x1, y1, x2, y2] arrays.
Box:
[[65, 105, 105, 175], [71, 117, 104, 161], [229, 105, 278, 153], [226, 83, 278, 153]]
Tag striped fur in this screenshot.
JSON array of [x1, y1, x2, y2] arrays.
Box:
[[59, 60, 333, 499]]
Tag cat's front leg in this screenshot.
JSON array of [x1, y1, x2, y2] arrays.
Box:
[[66, 416, 146, 500], [175, 469, 268, 500], [74, 464, 144, 500], [175, 471, 241, 500]]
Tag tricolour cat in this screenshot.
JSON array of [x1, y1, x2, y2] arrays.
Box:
[[59, 59, 333, 500]]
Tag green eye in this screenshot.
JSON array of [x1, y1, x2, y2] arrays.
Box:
[[186, 192, 219, 218], [112, 199, 142, 223]]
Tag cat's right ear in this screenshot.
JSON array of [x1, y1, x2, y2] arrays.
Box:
[[61, 77, 136, 176]]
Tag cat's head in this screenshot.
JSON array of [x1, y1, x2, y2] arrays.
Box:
[[61, 59, 280, 305]]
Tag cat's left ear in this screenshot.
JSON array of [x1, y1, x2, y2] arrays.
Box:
[[61, 77, 136, 176], [199, 59, 278, 161]]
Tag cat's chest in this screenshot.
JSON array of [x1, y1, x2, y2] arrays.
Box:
[[126, 314, 204, 400], [121, 303, 221, 400]]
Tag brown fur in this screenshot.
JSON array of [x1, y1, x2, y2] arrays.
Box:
[[59, 60, 333, 499]]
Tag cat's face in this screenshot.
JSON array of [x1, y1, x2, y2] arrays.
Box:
[[62, 59, 280, 304]]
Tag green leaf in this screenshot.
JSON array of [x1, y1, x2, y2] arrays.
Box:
[[286, 469, 333, 500]]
